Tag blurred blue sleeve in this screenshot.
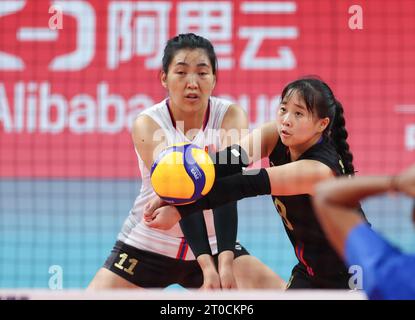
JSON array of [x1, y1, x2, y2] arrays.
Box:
[[346, 223, 415, 300]]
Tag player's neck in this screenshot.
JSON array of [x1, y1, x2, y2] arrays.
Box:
[[289, 134, 323, 161], [179, 109, 206, 131], [168, 101, 209, 134]]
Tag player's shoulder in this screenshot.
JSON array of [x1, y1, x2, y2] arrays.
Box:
[[132, 99, 166, 131], [212, 96, 248, 130], [301, 138, 344, 174], [209, 96, 233, 107], [260, 121, 279, 136], [223, 103, 247, 119], [140, 99, 167, 116], [307, 138, 337, 158], [132, 113, 161, 139], [260, 121, 280, 157]]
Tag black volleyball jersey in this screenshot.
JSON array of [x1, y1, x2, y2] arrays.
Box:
[[269, 137, 355, 277]]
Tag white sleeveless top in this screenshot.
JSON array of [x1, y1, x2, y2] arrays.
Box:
[[117, 96, 233, 260]]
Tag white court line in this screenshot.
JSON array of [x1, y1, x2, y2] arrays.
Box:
[[0, 289, 367, 300]]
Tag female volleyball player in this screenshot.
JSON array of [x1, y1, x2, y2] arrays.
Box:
[[145, 77, 367, 289], [87, 33, 285, 290], [313, 164, 415, 299]]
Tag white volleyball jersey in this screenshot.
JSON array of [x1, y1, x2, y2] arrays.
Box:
[[117, 96, 233, 260]]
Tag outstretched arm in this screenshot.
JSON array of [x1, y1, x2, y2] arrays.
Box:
[[179, 211, 222, 289], [179, 104, 249, 289], [211, 121, 279, 178], [143, 168, 271, 230], [313, 176, 391, 259], [214, 104, 247, 289], [313, 164, 415, 259], [144, 155, 335, 230], [313, 164, 415, 300]]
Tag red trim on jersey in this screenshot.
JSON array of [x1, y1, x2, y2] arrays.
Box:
[[166, 100, 176, 129], [202, 100, 210, 130], [182, 241, 189, 260], [295, 243, 315, 277], [176, 238, 188, 260]]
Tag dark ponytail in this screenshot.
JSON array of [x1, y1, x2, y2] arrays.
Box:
[[330, 99, 355, 175]]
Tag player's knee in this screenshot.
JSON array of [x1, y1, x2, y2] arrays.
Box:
[[233, 256, 286, 289]]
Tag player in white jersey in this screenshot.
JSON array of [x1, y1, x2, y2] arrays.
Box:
[[87, 33, 285, 290]]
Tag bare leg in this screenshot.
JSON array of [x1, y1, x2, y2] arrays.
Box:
[[87, 268, 142, 290], [233, 256, 286, 289]]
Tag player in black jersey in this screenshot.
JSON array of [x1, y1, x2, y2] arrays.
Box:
[[144, 77, 367, 289]]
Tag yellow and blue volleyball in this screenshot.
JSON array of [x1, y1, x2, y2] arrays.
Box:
[[150, 143, 215, 205]]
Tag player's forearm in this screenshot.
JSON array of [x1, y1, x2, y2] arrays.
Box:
[[211, 144, 250, 178], [218, 250, 234, 265], [314, 200, 365, 259], [315, 175, 394, 208], [177, 169, 271, 219], [213, 202, 238, 253], [180, 211, 212, 257], [218, 250, 235, 274], [197, 254, 217, 271]]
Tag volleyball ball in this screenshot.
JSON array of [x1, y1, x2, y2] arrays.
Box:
[[150, 143, 215, 205]]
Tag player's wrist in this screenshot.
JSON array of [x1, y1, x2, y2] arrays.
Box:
[[197, 254, 216, 269], [218, 251, 234, 272], [218, 250, 234, 264], [212, 144, 249, 178]]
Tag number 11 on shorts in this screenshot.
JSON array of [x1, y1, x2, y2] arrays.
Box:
[[114, 253, 138, 275]]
